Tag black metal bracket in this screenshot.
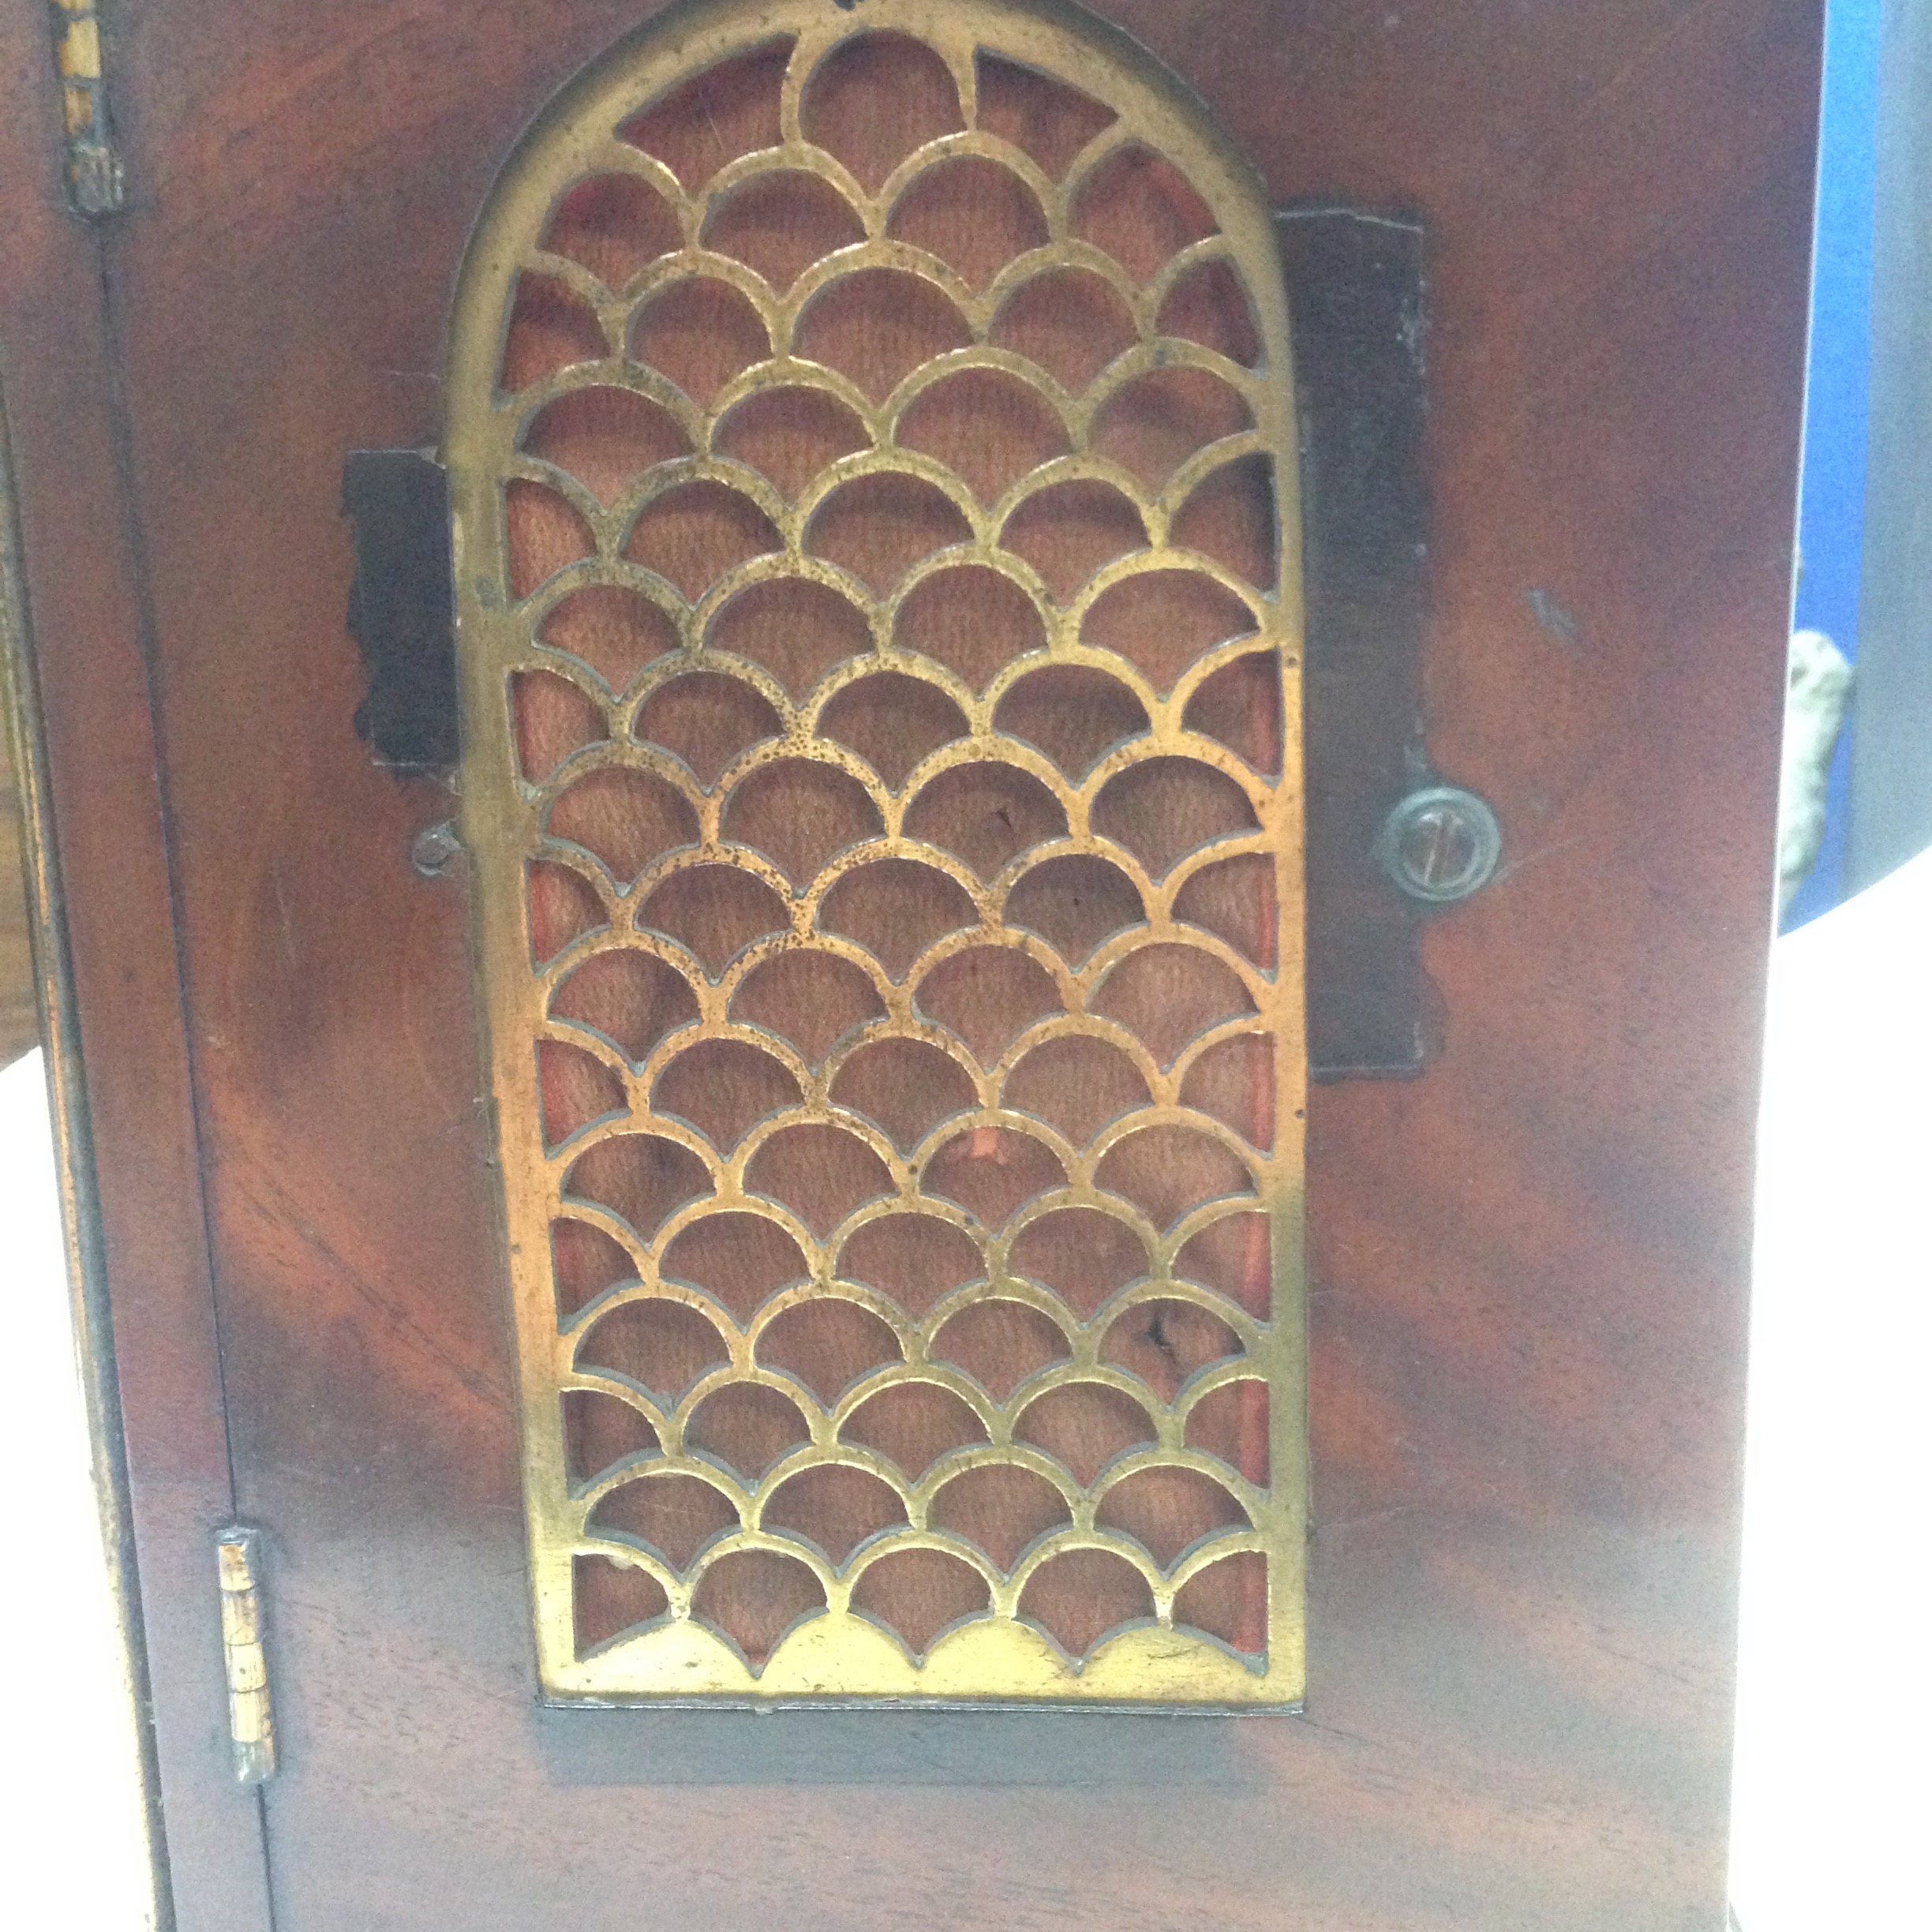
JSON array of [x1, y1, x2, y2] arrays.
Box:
[[1282, 206, 1443, 1080], [341, 448, 458, 775]]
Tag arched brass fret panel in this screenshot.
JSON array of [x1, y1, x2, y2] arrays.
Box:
[[448, 0, 1306, 1705]]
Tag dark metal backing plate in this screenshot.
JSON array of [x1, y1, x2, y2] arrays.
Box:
[[1282, 208, 1431, 1080]]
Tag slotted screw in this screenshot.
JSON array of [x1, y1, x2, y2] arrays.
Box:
[[411, 820, 463, 878], [1376, 785, 1500, 905]]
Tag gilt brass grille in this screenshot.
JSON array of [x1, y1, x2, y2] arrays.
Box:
[[447, 0, 1307, 1704]]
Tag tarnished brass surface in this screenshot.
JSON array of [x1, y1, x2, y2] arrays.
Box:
[[215, 1531, 275, 1785], [45, 0, 122, 215], [447, 0, 1307, 1704]]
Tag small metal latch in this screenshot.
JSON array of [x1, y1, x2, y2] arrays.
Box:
[[215, 1529, 276, 1785], [1282, 208, 1502, 1070]]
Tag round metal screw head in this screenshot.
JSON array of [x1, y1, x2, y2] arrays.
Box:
[[410, 820, 464, 878], [1376, 785, 1501, 905]]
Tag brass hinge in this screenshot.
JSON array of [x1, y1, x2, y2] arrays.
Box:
[[215, 1529, 277, 1785], [47, 0, 125, 216]]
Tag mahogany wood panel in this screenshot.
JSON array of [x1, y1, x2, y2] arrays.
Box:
[[7, 0, 1814, 1926]]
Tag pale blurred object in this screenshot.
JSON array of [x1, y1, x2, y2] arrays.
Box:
[[0, 1050, 155, 1926], [1728, 842, 1932, 1932], [1776, 627, 1853, 915]]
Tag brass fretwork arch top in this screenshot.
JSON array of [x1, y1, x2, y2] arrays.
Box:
[[447, 0, 1307, 1705]]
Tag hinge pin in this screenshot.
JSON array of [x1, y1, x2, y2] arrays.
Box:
[[47, 0, 125, 216], [215, 1529, 276, 1785]]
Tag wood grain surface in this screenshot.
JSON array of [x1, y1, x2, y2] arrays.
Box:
[[1, 0, 1814, 1926]]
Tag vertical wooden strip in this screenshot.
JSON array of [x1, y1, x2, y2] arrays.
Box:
[[0, 9, 271, 1922]]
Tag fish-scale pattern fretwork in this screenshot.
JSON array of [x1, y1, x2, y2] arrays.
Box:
[[451, 0, 1305, 1705]]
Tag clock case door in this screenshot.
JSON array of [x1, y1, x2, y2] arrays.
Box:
[[0, 1, 1815, 1926]]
